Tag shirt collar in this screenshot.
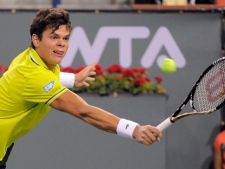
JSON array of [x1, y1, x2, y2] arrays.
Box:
[[28, 47, 60, 74], [29, 47, 49, 70]]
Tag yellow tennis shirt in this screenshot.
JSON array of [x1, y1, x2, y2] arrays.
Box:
[[0, 47, 68, 160]]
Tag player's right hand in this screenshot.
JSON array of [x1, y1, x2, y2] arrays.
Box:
[[132, 125, 162, 145]]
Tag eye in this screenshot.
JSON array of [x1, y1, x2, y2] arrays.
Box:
[[51, 36, 58, 40], [64, 37, 69, 41]]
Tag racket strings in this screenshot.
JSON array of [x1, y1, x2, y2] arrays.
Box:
[[192, 61, 225, 112]]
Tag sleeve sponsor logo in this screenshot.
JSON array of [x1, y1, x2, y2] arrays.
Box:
[[43, 81, 55, 92]]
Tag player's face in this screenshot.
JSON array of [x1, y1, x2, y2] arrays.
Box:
[[33, 25, 70, 70]]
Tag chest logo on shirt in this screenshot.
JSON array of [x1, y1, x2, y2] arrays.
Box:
[[43, 81, 55, 92]]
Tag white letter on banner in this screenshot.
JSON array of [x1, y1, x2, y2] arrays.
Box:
[[60, 26, 149, 68], [107, 26, 149, 67], [141, 26, 186, 68]]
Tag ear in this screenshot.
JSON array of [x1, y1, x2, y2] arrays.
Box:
[[31, 34, 40, 48]]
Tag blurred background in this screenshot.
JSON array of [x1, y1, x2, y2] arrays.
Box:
[[0, 0, 225, 169]]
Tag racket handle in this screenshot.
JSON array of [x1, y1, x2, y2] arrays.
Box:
[[156, 117, 173, 132]]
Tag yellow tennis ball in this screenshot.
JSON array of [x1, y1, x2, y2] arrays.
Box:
[[160, 58, 177, 74]]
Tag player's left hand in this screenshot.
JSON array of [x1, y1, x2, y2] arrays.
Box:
[[74, 62, 96, 87]]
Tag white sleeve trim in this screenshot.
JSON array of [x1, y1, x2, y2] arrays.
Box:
[[59, 72, 75, 88]]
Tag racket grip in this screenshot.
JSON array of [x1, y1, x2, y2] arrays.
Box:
[[156, 117, 173, 132]]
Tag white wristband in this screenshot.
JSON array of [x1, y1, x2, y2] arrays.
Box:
[[116, 118, 139, 139], [59, 72, 75, 88]]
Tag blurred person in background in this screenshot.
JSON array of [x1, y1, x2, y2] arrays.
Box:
[[135, 0, 162, 4], [213, 122, 225, 169]]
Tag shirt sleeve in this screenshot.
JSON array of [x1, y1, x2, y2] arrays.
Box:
[[23, 69, 68, 105]]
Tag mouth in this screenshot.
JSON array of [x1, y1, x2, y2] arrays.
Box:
[[53, 50, 64, 56]]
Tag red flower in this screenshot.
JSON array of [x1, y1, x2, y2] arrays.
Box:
[[122, 68, 136, 77], [4, 66, 9, 72], [60, 67, 76, 73], [95, 64, 104, 75], [95, 64, 102, 70], [122, 67, 146, 77], [106, 64, 123, 73], [155, 76, 163, 83], [96, 69, 104, 75], [145, 77, 151, 82], [134, 77, 146, 86], [137, 68, 146, 75], [0, 64, 2, 74]]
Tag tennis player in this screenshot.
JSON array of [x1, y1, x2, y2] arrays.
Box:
[[0, 8, 162, 168]]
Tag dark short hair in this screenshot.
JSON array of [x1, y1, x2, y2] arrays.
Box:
[[30, 8, 72, 48]]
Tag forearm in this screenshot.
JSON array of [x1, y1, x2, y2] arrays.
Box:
[[214, 148, 222, 169], [51, 91, 120, 133], [79, 105, 120, 133]]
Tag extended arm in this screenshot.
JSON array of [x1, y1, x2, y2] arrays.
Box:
[[213, 146, 222, 169], [50, 90, 162, 145]]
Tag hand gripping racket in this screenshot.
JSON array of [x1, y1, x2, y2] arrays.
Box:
[[157, 57, 225, 132]]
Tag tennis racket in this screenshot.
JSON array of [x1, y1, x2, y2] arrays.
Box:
[[157, 57, 225, 132]]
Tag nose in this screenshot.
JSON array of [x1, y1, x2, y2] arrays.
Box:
[[57, 39, 65, 47]]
